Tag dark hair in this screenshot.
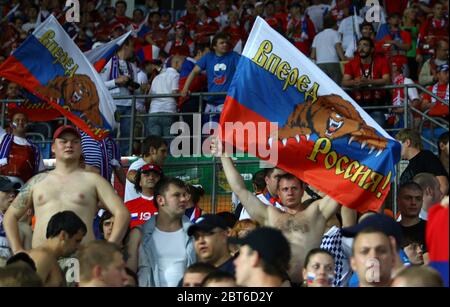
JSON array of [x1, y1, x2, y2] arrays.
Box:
[[303, 248, 334, 268], [186, 184, 205, 205], [115, 0, 127, 9], [437, 131, 449, 156], [358, 37, 375, 49], [141, 135, 166, 158], [6, 252, 37, 272], [216, 211, 238, 229], [202, 270, 235, 286], [99, 210, 113, 235], [149, 11, 161, 18], [154, 177, 186, 208], [323, 15, 336, 29], [133, 8, 144, 15], [46, 211, 87, 239], [252, 170, 266, 192], [247, 247, 290, 279], [277, 173, 303, 189], [194, 43, 210, 56], [359, 21, 374, 33], [211, 32, 229, 48], [399, 181, 423, 194], [134, 169, 163, 194], [185, 262, 216, 275], [263, 167, 276, 178]]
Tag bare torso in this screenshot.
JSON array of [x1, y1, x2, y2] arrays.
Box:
[[31, 170, 98, 248], [267, 204, 326, 284]]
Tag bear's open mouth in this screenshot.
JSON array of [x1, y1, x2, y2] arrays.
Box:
[[71, 90, 82, 103], [325, 117, 343, 137]]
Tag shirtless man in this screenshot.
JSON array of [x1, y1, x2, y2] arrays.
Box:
[[3, 125, 130, 253], [28, 211, 87, 287], [211, 139, 340, 284]]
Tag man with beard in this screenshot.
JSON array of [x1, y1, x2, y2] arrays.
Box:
[[342, 37, 391, 127], [125, 163, 163, 229]]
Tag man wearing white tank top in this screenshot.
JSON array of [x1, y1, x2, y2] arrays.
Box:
[[129, 177, 196, 287]]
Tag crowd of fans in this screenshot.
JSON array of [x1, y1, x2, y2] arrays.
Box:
[[0, 0, 449, 288]]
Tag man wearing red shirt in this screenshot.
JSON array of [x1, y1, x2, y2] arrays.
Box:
[[286, 2, 316, 56], [342, 37, 391, 127], [417, 2, 449, 61], [112, 1, 132, 29], [165, 21, 195, 57], [222, 11, 247, 52], [376, 13, 411, 77], [125, 163, 163, 228], [421, 64, 449, 118], [192, 5, 220, 45]]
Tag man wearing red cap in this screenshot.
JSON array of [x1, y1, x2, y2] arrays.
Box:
[[3, 125, 130, 253], [164, 21, 195, 57], [125, 163, 162, 229]]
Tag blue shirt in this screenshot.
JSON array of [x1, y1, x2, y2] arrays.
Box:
[[196, 51, 240, 105]]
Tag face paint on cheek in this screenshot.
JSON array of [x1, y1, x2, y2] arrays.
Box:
[[307, 272, 316, 285]]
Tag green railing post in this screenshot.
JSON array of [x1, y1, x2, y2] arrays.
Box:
[[129, 96, 136, 156], [211, 156, 217, 214], [403, 84, 409, 128]]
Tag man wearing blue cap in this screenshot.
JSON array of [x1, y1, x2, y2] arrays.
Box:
[[342, 213, 405, 287], [188, 214, 235, 276]]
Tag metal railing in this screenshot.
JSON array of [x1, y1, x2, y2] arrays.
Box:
[[1, 84, 448, 214]]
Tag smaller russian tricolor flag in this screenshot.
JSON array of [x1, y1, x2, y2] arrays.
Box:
[[135, 44, 160, 63], [84, 31, 131, 72], [130, 212, 139, 221]]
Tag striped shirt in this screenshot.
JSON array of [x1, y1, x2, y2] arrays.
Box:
[[79, 130, 121, 181]]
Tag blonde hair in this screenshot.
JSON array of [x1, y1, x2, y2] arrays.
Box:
[[229, 219, 260, 238]]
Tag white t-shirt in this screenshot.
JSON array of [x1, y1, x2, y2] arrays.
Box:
[[149, 67, 179, 114], [305, 4, 331, 32], [312, 28, 341, 64], [338, 15, 363, 56], [124, 157, 146, 202], [152, 227, 187, 287], [0, 128, 45, 171]]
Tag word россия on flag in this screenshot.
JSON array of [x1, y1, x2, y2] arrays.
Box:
[[220, 17, 401, 212], [0, 15, 116, 140]]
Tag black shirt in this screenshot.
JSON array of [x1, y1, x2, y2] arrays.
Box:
[[399, 219, 427, 251], [217, 256, 236, 276], [400, 150, 447, 185]]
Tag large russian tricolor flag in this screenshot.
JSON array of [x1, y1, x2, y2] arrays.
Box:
[[0, 15, 116, 140], [220, 17, 401, 212], [84, 31, 131, 73]]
